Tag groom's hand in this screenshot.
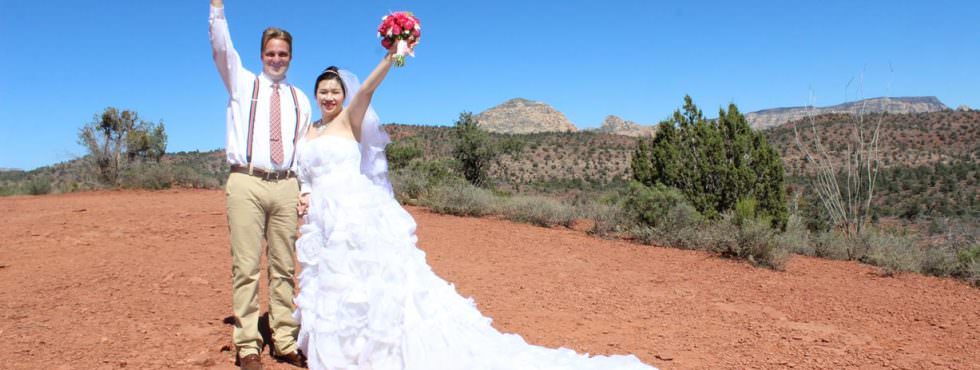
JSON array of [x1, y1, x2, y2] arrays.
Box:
[[297, 193, 310, 216]]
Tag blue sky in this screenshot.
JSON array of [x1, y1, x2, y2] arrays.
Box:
[[1, 0, 977, 170]]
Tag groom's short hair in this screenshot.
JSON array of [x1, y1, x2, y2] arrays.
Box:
[[260, 27, 293, 54]]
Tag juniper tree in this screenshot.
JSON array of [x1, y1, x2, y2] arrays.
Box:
[[632, 95, 788, 227]]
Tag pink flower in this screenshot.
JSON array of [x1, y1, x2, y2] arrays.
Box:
[[377, 11, 421, 66]]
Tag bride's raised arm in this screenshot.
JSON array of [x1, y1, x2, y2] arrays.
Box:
[[347, 46, 404, 141]]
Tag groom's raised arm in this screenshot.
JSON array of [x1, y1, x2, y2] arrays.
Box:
[[209, 0, 243, 98]]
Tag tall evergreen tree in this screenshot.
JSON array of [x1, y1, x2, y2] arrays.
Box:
[[452, 112, 497, 187], [632, 96, 788, 227]]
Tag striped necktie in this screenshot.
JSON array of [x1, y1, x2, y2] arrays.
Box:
[[269, 83, 283, 166]]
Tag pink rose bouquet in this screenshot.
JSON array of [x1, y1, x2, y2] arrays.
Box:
[[377, 11, 421, 67]]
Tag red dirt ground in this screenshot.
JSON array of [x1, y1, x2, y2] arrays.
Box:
[[1, 190, 977, 370]]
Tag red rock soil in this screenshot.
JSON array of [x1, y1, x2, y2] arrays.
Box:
[[1, 190, 977, 370]]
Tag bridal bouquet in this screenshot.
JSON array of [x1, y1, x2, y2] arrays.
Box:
[[377, 11, 421, 67]]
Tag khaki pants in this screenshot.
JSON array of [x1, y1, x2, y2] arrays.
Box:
[[225, 172, 299, 356]]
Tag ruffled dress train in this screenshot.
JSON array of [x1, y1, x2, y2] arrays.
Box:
[[294, 135, 656, 370]]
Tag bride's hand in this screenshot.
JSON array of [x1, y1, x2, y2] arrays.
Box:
[[297, 193, 310, 216], [386, 41, 416, 57]]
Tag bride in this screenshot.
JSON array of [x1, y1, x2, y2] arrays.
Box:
[[293, 46, 656, 370]]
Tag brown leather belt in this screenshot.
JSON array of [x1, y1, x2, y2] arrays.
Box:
[[230, 165, 295, 180]]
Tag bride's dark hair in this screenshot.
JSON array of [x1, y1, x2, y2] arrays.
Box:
[[314, 66, 347, 97]]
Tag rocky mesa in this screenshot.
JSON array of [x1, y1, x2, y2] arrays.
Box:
[[476, 98, 578, 134], [592, 115, 657, 137], [746, 96, 948, 130]]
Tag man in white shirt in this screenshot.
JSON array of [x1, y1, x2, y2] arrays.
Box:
[[209, 1, 310, 368]]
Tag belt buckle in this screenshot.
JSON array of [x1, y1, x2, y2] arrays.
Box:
[[266, 170, 287, 181]]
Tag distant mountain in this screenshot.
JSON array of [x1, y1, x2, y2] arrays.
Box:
[[591, 115, 657, 137], [746, 96, 949, 130], [476, 98, 578, 134], [0, 168, 23, 172]]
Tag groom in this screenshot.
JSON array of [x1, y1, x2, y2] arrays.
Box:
[[209, 0, 310, 369]]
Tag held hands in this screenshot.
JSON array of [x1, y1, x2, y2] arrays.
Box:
[[211, 0, 223, 7], [297, 193, 310, 216]]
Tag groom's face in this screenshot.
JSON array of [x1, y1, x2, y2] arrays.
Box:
[[262, 39, 291, 81]]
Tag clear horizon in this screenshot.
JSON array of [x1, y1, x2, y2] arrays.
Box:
[[2, 0, 978, 170]]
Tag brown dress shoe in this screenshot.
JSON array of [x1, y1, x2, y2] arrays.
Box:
[[274, 350, 307, 368], [239, 353, 263, 370]]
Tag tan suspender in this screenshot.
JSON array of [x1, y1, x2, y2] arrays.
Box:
[[246, 76, 302, 168]]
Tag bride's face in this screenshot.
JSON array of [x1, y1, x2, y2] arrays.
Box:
[[316, 79, 345, 117]]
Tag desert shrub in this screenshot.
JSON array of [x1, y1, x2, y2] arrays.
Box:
[[811, 231, 851, 260], [667, 221, 727, 251], [26, 177, 53, 195], [423, 182, 497, 217], [121, 163, 174, 190], [629, 225, 660, 245], [709, 211, 788, 270], [578, 200, 628, 237], [778, 212, 812, 256], [390, 169, 429, 204], [390, 159, 463, 204], [500, 195, 577, 228], [0, 184, 18, 196], [738, 217, 790, 270], [920, 246, 959, 277], [861, 231, 922, 276]]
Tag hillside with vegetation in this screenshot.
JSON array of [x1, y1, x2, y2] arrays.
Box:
[[6, 109, 978, 221], [4, 101, 977, 284]]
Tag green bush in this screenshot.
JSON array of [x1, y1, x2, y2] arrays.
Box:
[[385, 138, 424, 170], [958, 244, 980, 265], [956, 243, 980, 286], [623, 182, 694, 228]]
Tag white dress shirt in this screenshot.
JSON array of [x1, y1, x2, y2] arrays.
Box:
[[209, 5, 312, 173]]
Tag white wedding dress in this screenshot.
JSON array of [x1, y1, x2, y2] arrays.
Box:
[[293, 134, 656, 370]]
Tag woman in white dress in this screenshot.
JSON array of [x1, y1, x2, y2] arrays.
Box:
[[293, 46, 656, 370]]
